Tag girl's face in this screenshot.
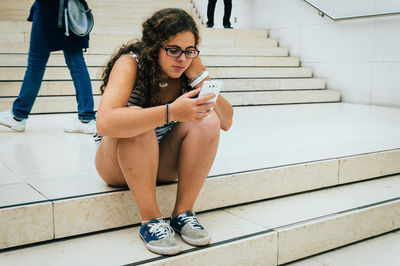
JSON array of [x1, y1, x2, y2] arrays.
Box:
[[158, 31, 196, 79]]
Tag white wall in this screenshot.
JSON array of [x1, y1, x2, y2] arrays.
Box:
[[253, 0, 400, 107], [194, 0, 400, 108]]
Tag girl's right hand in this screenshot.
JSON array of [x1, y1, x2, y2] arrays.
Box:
[[169, 88, 216, 122]]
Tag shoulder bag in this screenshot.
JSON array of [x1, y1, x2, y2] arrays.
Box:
[[57, 0, 94, 37]]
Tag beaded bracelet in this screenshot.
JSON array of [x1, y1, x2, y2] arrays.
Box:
[[189, 70, 209, 88], [166, 103, 169, 124]]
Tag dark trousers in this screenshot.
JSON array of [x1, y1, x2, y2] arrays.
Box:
[[206, 0, 232, 27]]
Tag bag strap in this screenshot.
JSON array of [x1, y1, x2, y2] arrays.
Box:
[[64, 7, 69, 36], [58, 0, 64, 29]]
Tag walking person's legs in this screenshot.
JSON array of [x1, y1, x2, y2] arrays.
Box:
[[206, 0, 218, 28], [0, 4, 49, 131], [223, 0, 233, 28], [63, 49, 96, 133]]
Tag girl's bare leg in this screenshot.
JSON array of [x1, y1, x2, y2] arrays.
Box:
[[158, 112, 221, 216], [95, 130, 162, 221]]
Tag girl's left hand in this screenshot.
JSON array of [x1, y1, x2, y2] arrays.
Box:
[[184, 56, 206, 81]]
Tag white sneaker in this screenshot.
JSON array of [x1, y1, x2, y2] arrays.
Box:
[[0, 110, 26, 132], [64, 118, 96, 134]]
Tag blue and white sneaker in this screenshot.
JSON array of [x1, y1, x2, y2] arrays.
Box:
[[170, 211, 211, 246], [140, 218, 181, 255]]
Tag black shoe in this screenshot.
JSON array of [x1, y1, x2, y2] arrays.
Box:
[[223, 25, 233, 29], [206, 24, 213, 28]]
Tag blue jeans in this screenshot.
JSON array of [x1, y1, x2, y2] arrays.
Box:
[[12, 3, 95, 121]]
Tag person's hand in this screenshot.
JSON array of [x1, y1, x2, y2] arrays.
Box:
[[184, 57, 206, 81], [169, 89, 216, 122]]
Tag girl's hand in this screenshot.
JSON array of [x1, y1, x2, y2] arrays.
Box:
[[169, 89, 216, 122], [184, 57, 206, 81]]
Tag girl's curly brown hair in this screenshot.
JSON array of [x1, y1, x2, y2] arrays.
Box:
[[100, 8, 200, 107]]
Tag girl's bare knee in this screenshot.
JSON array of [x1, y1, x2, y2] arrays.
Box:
[[198, 113, 221, 138], [179, 113, 220, 143], [119, 130, 157, 147]]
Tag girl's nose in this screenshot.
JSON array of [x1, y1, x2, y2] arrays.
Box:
[[177, 52, 187, 62]]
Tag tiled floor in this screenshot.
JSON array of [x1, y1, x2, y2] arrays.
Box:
[[1, 102, 400, 207]]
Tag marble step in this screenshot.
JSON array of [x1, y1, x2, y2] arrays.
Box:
[[0, 19, 268, 38], [287, 229, 400, 266], [2, 103, 400, 249], [0, 40, 285, 55], [0, 0, 193, 10], [0, 10, 268, 38], [0, 66, 308, 81], [0, 78, 324, 97], [0, 30, 277, 49], [0, 28, 272, 45], [91, 46, 287, 56], [225, 89, 340, 105], [0, 6, 195, 18], [90, 8, 199, 18], [2, 102, 400, 250], [1, 174, 400, 264], [0, 89, 339, 113], [0, 54, 297, 67]]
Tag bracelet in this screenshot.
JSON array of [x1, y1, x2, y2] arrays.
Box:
[[189, 70, 209, 88], [166, 103, 169, 124]]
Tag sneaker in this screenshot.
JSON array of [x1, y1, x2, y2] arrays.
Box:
[[170, 211, 211, 246], [0, 110, 26, 132], [64, 118, 96, 134], [140, 218, 182, 255]]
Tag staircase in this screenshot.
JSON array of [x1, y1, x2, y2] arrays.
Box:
[[0, 0, 339, 114], [1, 0, 400, 265]]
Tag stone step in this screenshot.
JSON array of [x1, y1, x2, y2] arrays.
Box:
[[0, 95, 102, 114], [225, 89, 340, 105], [0, 78, 324, 97], [0, 22, 268, 41], [0, 66, 309, 81], [90, 7, 198, 17], [0, 81, 103, 96], [0, 31, 273, 52], [286, 229, 400, 266], [0, 0, 193, 10], [0, 90, 339, 113], [0, 10, 200, 24], [1, 173, 399, 264], [0, 29, 272, 46], [87, 0, 194, 8], [0, 54, 297, 67], [89, 44, 286, 55], [2, 103, 400, 250], [0, 41, 284, 55]]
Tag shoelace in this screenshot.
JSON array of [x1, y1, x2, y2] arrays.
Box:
[[148, 221, 175, 239], [179, 214, 202, 229]]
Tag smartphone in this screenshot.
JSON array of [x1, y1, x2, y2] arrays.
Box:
[[198, 80, 223, 103]]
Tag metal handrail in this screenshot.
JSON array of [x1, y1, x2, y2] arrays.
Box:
[[303, 0, 400, 21]]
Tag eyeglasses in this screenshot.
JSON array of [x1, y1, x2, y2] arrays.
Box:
[[161, 46, 199, 59]]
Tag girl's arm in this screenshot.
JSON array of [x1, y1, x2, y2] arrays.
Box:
[[96, 55, 215, 138], [185, 57, 233, 131]]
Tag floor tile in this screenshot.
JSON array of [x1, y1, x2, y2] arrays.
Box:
[[0, 182, 48, 207]]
